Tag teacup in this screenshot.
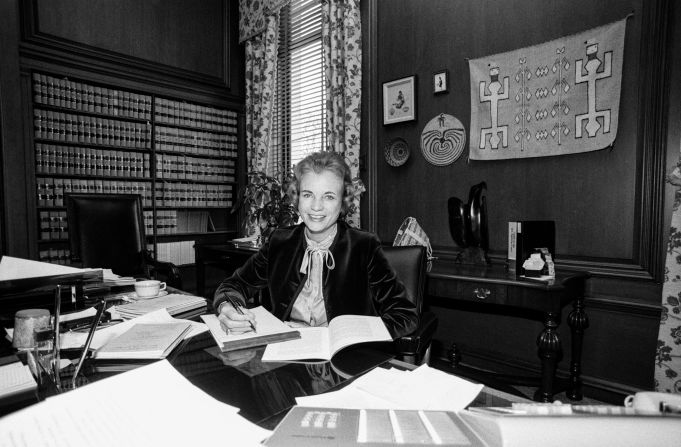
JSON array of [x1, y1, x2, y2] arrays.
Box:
[[134, 280, 166, 299]]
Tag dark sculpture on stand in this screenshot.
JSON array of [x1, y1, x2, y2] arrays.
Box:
[[447, 182, 490, 264]]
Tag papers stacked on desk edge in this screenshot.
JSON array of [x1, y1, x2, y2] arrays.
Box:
[[0, 359, 37, 399], [0, 360, 270, 446], [111, 293, 206, 320]]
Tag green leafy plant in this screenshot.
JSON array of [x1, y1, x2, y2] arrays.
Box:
[[233, 171, 298, 243]]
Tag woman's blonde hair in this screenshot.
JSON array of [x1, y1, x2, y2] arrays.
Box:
[[288, 151, 354, 217]]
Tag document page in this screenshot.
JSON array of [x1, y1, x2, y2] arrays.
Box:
[[0, 360, 270, 447], [261, 327, 331, 361], [328, 315, 392, 356], [94, 322, 191, 359]]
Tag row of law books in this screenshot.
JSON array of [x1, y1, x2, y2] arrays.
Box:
[[154, 210, 212, 235], [153, 240, 197, 266], [34, 109, 151, 148], [155, 97, 237, 131], [39, 210, 68, 241], [36, 178, 152, 207], [155, 126, 237, 155], [32, 72, 152, 120], [154, 182, 233, 208], [155, 153, 235, 183], [39, 248, 72, 265], [35, 143, 150, 178]]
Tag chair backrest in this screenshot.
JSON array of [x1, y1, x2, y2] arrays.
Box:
[[382, 245, 427, 314], [66, 193, 147, 277]]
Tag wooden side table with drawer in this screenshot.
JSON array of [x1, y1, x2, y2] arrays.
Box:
[[428, 262, 589, 402]]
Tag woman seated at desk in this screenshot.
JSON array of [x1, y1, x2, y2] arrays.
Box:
[[213, 151, 418, 339]]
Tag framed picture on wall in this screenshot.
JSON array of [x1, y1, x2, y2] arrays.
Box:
[[433, 69, 449, 94], [383, 75, 416, 125]]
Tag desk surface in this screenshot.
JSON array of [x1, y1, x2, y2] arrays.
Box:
[[2, 330, 528, 429]]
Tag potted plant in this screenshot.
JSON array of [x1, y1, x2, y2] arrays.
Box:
[[233, 171, 298, 244]]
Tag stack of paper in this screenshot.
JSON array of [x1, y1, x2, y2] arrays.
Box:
[[112, 293, 206, 320], [0, 360, 271, 446], [296, 364, 484, 411], [0, 360, 37, 398]]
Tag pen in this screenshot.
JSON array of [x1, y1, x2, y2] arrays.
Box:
[[226, 296, 256, 333]]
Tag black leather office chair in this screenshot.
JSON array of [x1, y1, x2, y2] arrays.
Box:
[[66, 193, 182, 289], [383, 245, 438, 365]]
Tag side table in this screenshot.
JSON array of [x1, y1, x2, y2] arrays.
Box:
[[194, 243, 258, 298], [428, 262, 589, 402]]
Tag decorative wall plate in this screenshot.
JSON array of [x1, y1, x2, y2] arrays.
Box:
[[420, 113, 466, 166], [384, 137, 410, 167]]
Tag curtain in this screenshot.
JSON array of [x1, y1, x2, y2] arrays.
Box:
[[655, 156, 681, 394], [322, 0, 363, 228], [244, 12, 280, 176]]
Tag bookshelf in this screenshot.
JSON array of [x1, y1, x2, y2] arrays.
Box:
[[30, 71, 240, 267]]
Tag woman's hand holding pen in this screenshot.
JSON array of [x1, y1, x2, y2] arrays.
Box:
[[217, 299, 257, 335]]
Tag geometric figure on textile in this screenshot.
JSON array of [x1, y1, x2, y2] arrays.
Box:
[[468, 18, 626, 160], [420, 113, 466, 166], [384, 137, 411, 167]]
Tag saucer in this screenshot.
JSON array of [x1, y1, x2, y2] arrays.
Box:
[[130, 290, 169, 300]]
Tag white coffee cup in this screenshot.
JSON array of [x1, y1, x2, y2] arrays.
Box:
[[134, 280, 166, 299]]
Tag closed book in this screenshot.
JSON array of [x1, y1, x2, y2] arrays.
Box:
[[94, 322, 191, 360], [201, 306, 300, 353], [459, 408, 681, 447]]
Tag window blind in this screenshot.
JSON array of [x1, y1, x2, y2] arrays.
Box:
[[271, 0, 326, 176]]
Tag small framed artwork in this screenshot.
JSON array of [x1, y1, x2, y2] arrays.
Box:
[[433, 69, 449, 94], [383, 75, 416, 125]]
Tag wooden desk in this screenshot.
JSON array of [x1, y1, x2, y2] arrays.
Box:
[[194, 243, 257, 298], [428, 262, 589, 402]]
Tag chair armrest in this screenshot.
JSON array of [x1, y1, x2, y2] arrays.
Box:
[[143, 251, 182, 290], [394, 310, 438, 364]]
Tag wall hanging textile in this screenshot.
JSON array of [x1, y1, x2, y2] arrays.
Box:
[[468, 18, 627, 161], [420, 113, 466, 166], [384, 138, 410, 167]]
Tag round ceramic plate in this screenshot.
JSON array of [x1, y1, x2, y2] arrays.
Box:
[[420, 113, 466, 166], [384, 137, 410, 167], [130, 290, 169, 300]]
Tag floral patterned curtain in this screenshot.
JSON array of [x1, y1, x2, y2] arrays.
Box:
[[244, 11, 280, 176], [656, 157, 681, 394], [322, 0, 363, 228]]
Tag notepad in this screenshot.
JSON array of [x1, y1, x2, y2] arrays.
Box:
[[201, 306, 300, 352], [261, 315, 392, 362], [93, 321, 192, 359]]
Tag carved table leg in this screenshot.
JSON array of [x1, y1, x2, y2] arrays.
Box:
[[535, 312, 562, 402], [567, 296, 589, 400]]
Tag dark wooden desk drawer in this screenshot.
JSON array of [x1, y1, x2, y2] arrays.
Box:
[[457, 282, 508, 304]]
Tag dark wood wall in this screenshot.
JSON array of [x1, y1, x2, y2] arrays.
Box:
[[0, 0, 244, 259], [366, 0, 678, 398]]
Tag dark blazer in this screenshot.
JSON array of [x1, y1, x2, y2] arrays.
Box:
[[213, 221, 419, 338]]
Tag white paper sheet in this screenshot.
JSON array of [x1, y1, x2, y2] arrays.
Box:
[[0, 360, 270, 447], [296, 364, 483, 412]]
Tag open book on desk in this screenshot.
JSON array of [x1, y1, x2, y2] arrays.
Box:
[[93, 321, 192, 360], [261, 315, 392, 362], [201, 306, 300, 352]]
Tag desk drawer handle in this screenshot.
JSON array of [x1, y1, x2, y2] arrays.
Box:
[[473, 287, 491, 300]]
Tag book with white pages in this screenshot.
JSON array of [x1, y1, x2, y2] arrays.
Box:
[[261, 315, 392, 362], [201, 306, 300, 352], [93, 321, 192, 359]]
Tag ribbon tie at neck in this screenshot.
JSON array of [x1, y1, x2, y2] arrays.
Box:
[[299, 227, 337, 288]]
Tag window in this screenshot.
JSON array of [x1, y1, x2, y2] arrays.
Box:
[[271, 0, 326, 176]]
